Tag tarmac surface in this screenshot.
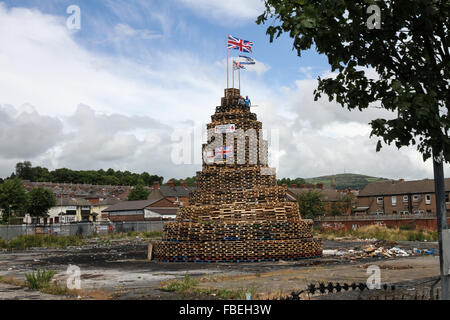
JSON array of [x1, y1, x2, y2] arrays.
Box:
[[0, 238, 441, 300]]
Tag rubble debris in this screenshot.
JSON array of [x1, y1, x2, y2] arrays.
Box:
[[323, 242, 436, 259], [322, 250, 338, 256]]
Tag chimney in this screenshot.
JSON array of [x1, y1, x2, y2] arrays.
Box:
[[291, 184, 298, 189], [317, 183, 324, 190], [168, 180, 175, 188], [153, 181, 160, 190], [181, 180, 187, 188]]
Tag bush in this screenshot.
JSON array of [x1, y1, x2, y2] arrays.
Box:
[[25, 269, 56, 289]]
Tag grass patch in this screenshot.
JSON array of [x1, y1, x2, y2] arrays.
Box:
[[25, 269, 56, 290], [1, 235, 85, 251], [317, 225, 438, 242], [0, 273, 111, 299], [89, 231, 162, 240], [160, 275, 257, 299], [0, 275, 26, 287], [161, 275, 199, 293]]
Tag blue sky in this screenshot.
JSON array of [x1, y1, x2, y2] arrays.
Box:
[[0, 0, 442, 181], [2, 0, 328, 87]]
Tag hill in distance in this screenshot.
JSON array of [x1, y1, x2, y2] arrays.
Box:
[[304, 173, 390, 190]]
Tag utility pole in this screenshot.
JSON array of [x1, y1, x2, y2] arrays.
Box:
[[433, 155, 450, 300]]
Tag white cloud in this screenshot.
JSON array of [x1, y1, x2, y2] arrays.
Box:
[[0, 104, 63, 159], [174, 0, 265, 22], [244, 60, 271, 75], [0, 4, 444, 183], [114, 23, 162, 40]]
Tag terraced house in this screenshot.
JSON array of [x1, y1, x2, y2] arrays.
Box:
[[356, 179, 450, 215]]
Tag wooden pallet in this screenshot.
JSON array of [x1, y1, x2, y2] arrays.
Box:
[[153, 88, 322, 263]]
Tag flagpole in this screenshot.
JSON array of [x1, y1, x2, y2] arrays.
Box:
[[226, 35, 229, 91], [239, 67, 241, 92], [232, 63, 235, 89]]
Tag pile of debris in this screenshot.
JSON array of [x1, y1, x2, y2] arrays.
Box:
[[323, 241, 435, 259]]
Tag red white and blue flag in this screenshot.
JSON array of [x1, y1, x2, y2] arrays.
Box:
[[233, 60, 246, 70], [215, 145, 234, 160], [227, 35, 253, 53]]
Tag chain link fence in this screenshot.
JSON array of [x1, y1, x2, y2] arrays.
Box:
[[0, 221, 164, 240]]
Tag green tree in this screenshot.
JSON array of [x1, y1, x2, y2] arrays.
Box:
[[296, 190, 325, 219], [257, 1, 449, 160], [257, 0, 449, 295], [27, 188, 56, 220], [15, 161, 33, 180], [0, 178, 28, 223], [128, 184, 150, 201]]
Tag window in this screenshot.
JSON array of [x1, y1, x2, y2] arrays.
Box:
[[426, 194, 431, 205], [413, 195, 420, 202], [403, 195, 409, 202], [446, 193, 449, 203], [392, 196, 397, 206], [377, 197, 383, 204]]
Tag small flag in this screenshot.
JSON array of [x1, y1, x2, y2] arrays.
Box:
[[238, 55, 256, 65], [228, 35, 253, 53], [239, 55, 255, 62], [233, 60, 246, 70], [215, 146, 234, 160]]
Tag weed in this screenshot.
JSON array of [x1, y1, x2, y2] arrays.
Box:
[[162, 275, 199, 293], [318, 225, 438, 242], [2, 235, 84, 251], [25, 269, 56, 289], [0, 275, 25, 287]]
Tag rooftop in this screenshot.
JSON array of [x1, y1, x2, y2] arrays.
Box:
[[102, 199, 160, 212], [358, 178, 450, 196]]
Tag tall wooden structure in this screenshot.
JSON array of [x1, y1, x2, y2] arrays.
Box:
[[153, 89, 322, 262]]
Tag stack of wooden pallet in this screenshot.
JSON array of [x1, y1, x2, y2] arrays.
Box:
[[153, 88, 322, 263]]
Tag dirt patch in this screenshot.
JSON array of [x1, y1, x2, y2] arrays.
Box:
[[0, 239, 441, 300]]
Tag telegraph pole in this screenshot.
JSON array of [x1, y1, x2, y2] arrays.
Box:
[[433, 155, 450, 300]]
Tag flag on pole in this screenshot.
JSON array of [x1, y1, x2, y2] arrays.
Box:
[[227, 35, 253, 53], [233, 60, 246, 70], [238, 55, 255, 65], [239, 55, 255, 62]]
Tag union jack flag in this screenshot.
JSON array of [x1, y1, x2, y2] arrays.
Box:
[[227, 35, 253, 53], [215, 145, 234, 160], [233, 60, 246, 70]]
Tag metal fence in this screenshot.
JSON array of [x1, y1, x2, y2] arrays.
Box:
[[277, 277, 442, 300], [0, 221, 164, 240]]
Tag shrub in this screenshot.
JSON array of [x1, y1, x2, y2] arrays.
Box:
[[25, 269, 56, 290]]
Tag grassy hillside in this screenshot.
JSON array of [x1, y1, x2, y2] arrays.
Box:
[[304, 173, 390, 190]]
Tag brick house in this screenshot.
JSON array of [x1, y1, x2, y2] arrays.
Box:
[[356, 178, 450, 215], [146, 180, 196, 220]]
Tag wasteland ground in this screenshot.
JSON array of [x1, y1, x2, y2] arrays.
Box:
[[0, 238, 441, 300]]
